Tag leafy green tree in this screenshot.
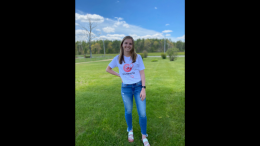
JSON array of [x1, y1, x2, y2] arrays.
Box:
[[144, 39, 151, 52], [75, 43, 77, 56], [135, 39, 142, 53], [153, 41, 159, 52], [91, 43, 101, 54], [112, 40, 120, 53], [75, 38, 182, 54], [166, 39, 174, 52], [106, 42, 113, 54], [141, 38, 145, 52], [166, 47, 179, 61], [143, 50, 148, 58], [159, 39, 164, 52], [176, 41, 183, 51]]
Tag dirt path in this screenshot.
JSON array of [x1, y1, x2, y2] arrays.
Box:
[[75, 59, 113, 64]]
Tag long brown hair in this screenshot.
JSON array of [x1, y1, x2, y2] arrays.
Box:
[[118, 36, 137, 64]]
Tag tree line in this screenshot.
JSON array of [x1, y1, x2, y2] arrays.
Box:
[[75, 38, 185, 55]]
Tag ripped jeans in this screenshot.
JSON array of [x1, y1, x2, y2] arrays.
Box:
[[121, 80, 148, 137]]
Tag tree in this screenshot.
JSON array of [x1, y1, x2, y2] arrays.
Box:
[[106, 42, 113, 54], [166, 47, 179, 61], [144, 39, 151, 52], [141, 38, 145, 52], [91, 43, 101, 54], [159, 39, 164, 52], [75, 42, 77, 56], [81, 41, 87, 55], [153, 41, 159, 52], [77, 41, 84, 55], [112, 40, 120, 53], [166, 39, 174, 52], [77, 15, 101, 58], [176, 41, 183, 51], [135, 39, 141, 53]]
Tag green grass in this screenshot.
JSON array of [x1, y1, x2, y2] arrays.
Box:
[[76, 57, 185, 146], [147, 52, 185, 56], [75, 54, 119, 63], [75, 52, 184, 63], [75, 52, 185, 58]]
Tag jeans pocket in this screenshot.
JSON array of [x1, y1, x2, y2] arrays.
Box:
[[121, 83, 127, 88], [137, 81, 142, 86]]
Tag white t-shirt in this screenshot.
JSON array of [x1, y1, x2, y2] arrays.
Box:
[[108, 54, 145, 84]]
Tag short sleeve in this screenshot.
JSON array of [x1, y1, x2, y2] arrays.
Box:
[[137, 54, 145, 71], [108, 55, 118, 69]]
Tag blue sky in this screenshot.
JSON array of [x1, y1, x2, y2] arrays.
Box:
[[75, 0, 185, 42]]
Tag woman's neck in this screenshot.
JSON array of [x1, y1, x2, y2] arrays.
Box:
[[124, 51, 131, 57]]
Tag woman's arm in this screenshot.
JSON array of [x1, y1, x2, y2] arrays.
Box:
[[106, 66, 123, 82], [139, 70, 146, 101]]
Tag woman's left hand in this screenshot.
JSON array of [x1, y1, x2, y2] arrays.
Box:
[[140, 88, 146, 101]]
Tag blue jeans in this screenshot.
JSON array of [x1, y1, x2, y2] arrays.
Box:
[[121, 80, 148, 137]]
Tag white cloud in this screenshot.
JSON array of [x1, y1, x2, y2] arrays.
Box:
[[75, 29, 87, 36], [162, 30, 172, 33], [176, 35, 185, 40], [123, 24, 129, 28], [98, 34, 125, 40], [107, 34, 125, 38], [113, 17, 129, 28], [165, 24, 169, 26], [102, 27, 115, 33], [97, 33, 185, 42], [130, 33, 164, 40], [75, 23, 78, 25], [115, 17, 123, 21], [75, 29, 96, 37], [167, 35, 185, 42], [75, 29, 88, 41], [155, 7, 157, 9], [76, 13, 104, 23], [166, 34, 171, 37], [75, 13, 181, 42], [97, 33, 164, 41], [113, 21, 122, 27]]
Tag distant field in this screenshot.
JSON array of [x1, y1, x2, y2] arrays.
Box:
[[75, 52, 185, 63], [148, 52, 185, 56], [75, 52, 185, 58]]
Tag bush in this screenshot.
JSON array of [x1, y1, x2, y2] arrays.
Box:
[[84, 55, 90, 58], [167, 48, 179, 61], [138, 53, 144, 59], [151, 59, 158, 62], [143, 50, 148, 58], [161, 53, 166, 59]]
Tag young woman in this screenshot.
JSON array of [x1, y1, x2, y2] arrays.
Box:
[[106, 36, 150, 146]]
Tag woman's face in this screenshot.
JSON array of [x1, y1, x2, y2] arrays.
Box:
[[122, 39, 133, 52]]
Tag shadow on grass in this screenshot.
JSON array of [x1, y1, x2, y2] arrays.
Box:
[[76, 82, 185, 146]]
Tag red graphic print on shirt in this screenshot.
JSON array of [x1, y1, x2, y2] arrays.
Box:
[[123, 63, 134, 72]]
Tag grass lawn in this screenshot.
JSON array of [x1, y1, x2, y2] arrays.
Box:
[[75, 52, 185, 63], [147, 52, 185, 56], [76, 57, 185, 146], [75, 55, 115, 63]]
